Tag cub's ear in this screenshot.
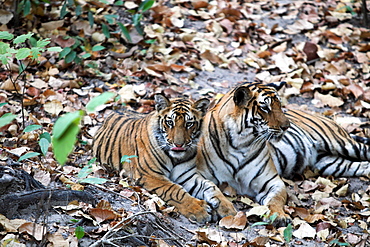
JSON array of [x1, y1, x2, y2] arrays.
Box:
[[266, 81, 286, 91], [193, 98, 210, 116], [154, 94, 171, 111], [233, 86, 252, 106]]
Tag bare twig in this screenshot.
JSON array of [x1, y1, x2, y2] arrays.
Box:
[[6, 59, 33, 128], [89, 211, 154, 247], [88, 183, 137, 204], [89, 211, 185, 247]]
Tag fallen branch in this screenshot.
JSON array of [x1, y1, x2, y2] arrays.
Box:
[[90, 211, 187, 247]]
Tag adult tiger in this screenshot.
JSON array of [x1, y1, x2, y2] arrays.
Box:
[[92, 94, 236, 223], [196, 81, 370, 225]]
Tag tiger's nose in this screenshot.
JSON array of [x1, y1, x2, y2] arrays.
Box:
[[174, 143, 184, 147], [280, 123, 290, 131]]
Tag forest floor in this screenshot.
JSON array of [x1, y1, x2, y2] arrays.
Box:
[[1, 0, 370, 246]]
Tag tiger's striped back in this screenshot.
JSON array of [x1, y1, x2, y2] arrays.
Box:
[[270, 109, 370, 178], [92, 94, 236, 223]]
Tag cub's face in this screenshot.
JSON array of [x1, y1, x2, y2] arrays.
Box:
[[154, 95, 210, 161]]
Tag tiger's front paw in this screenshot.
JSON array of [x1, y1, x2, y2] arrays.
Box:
[[270, 212, 291, 227], [216, 198, 237, 218], [268, 206, 291, 227], [178, 198, 212, 223]]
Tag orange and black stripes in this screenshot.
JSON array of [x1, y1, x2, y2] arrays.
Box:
[[92, 95, 236, 222]]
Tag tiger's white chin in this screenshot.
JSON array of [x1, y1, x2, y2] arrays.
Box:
[[169, 149, 187, 159]]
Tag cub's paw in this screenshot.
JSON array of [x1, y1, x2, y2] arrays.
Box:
[[178, 198, 212, 223]]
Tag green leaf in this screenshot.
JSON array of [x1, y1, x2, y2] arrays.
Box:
[[47, 47, 63, 52], [118, 23, 132, 43], [88, 11, 94, 27], [36, 38, 51, 48], [0, 31, 14, 40], [40, 132, 51, 143], [15, 48, 31, 60], [52, 111, 83, 140], [86, 92, 115, 113], [145, 39, 156, 44], [29, 37, 37, 47], [133, 13, 142, 27], [269, 212, 278, 223], [13, 33, 33, 44], [330, 240, 349, 246], [92, 45, 105, 52], [52, 111, 83, 165], [52, 111, 84, 164], [138, 0, 155, 12], [39, 138, 50, 156], [23, 124, 42, 132], [19, 61, 26, 74], [19, 152, 40, 161], [251, 221, 269, 227], [59, 47, 72, 58], [81, 53, 91, 59], [65, 50, 77, 63], [75, 226, 85, 240], [60, 2, 68, 18], [23, 0, 31, 16], [0, 113, 17, 129], [133, 14, 144, 35], [80, 177, 108, 185], [30, 47, 44, 59], [120, 155, 137, 164], [283, 223, 293, 243], [75, 4, 82, 16], [104, 14, 118, 24], [0, 54, 10, 65], [102, 23, 110, 39], [0, 42, 10, 54], [87, 157, 97, 166], [78, 165, 92, 179]]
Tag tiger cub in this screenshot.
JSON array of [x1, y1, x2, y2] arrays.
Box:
[[93, 94, 236, 223], [196, 81, 370, 225]]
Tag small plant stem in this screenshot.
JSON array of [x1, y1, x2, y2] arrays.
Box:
[[363, 0, 369, 27], [11, 0, 21, 28], [7, 59, 32, 129]]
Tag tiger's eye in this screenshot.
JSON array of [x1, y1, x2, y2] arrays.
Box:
[[166, 120, 174, 127], [186, 122, 194, 128], [260, 105, 270, 112]]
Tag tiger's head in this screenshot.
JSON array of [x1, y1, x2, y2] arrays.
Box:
[[228, 82, 290, 142], [154, 94, 210, 161]]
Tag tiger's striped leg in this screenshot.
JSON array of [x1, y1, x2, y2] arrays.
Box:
[[139, 176, 212, 223], [315, 156, 370, 177], [171, 167, 237, 220], [252, 171, 290, 226]]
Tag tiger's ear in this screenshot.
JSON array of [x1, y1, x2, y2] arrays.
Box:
[[233, 86, 252, 107], [266, 81, 286, 91], [154, 94, 171, 111], [193, 98, 210, 116]]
